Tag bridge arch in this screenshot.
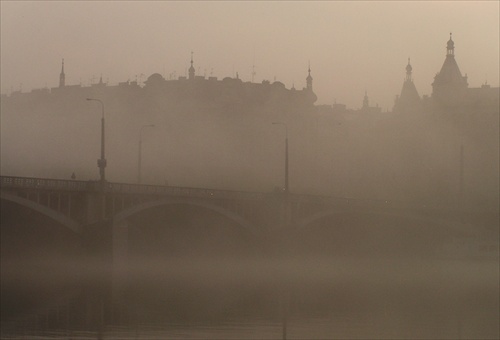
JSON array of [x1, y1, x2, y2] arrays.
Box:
[[294, 208, 474, 235], [0, 191, 80, 234], [113, 198, 259, 237], [287, 208, 478, 258]]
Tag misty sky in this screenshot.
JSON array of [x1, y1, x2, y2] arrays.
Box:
[[1, 1, 498, 110]]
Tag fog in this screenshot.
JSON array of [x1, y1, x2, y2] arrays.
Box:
[[1, 2, 499, 339], [1, 2, 499, 205], [1, 200, 499, 338], [1, 88, 498, 207]]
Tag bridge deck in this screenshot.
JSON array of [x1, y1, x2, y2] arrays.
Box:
[[1, 175, 480, 213]]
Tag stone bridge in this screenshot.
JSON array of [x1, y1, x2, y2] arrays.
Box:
[[1, 175, 463, 236], [2, 175, 497, 293]]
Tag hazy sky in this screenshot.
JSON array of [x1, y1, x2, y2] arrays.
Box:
[[1, 1, 498, 109]]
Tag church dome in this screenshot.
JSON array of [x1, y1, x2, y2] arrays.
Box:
[[145, 73, 165, 86]]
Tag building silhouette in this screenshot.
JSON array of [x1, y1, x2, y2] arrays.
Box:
[[59, 59, 65, 88], [3, 34, 497, 118], [7, 53, 317, 117], [359, 91, 382, 114], [393, 58, 421, 113], [391, 33, 498, 114], [1, 35, 498, 207], [432, 33, 469, 108]]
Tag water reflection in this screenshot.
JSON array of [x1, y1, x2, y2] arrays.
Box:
[[1, 254, 498, 339]]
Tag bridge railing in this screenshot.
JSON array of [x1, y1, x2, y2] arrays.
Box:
[[0, 175, 94, 191], [107, 182, 268, 201], [1, 175, 424, 210], [290, 192, 413, 210], [0, 175, 268, 200]]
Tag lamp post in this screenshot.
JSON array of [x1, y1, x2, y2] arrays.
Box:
[[272, 122, 289, 194], [272, 121, 290, 340], [86, 98, 106, 183], [138, 124, 155, 184]]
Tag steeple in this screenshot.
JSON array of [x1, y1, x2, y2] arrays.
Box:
[[432, 33, 468, 106], [188, 51, 195, 80], [447, 32, 454, 56], [59, 59, 65, 87], [306, 62, 313, 91], [394, 58, 421, 112], [363, 90, 369, 108], [405, 58, 413, 82]]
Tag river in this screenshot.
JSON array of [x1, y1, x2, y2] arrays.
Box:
[[1, 254, 498, 339]]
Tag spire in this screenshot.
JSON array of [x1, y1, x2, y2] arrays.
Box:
[[432, 33, 468, 104], [188, 51, 195, 80], [363, 90, 369, 108], [59, 58, 65, 87], [395, 58, 421, 112], [306, 61, 313, 91], [447, 32, 455, 56], [405, 57, 413, 81]]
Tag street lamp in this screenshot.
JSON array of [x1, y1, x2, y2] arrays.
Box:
[[138, 124, 155, 184], [272, 122, 289, 194], [86, 98, 106, 183]]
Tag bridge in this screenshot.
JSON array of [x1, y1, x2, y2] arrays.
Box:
[[2, 175, 497, 294], [1, 175, 463, 234], [2, 174, 488, 247]]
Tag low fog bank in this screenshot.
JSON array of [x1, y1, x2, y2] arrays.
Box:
[[2, 205, 498, 336], [1, 85, 498, 338], [121, 255, 499, 290], [1, 93, 498, 211], [13, 254, 497, 288], [2, 254, 498, 311], [2, 256, 499, 338], [0, 93, 499, 206]]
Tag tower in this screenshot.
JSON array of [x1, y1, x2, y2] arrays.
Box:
[[306, 62, 313, 91], [362, 90, 369, 109], [59, 59, 65, 87], [432, 33, 468, 106], [405, 57, 413, 81], [188, 51, 195, 80], [394, 58, 421, 112], [446, 33, 454, 56]]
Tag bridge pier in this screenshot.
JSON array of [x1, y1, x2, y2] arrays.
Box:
[[112, 219, 129, 298], [84, 191, 106, 224]]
